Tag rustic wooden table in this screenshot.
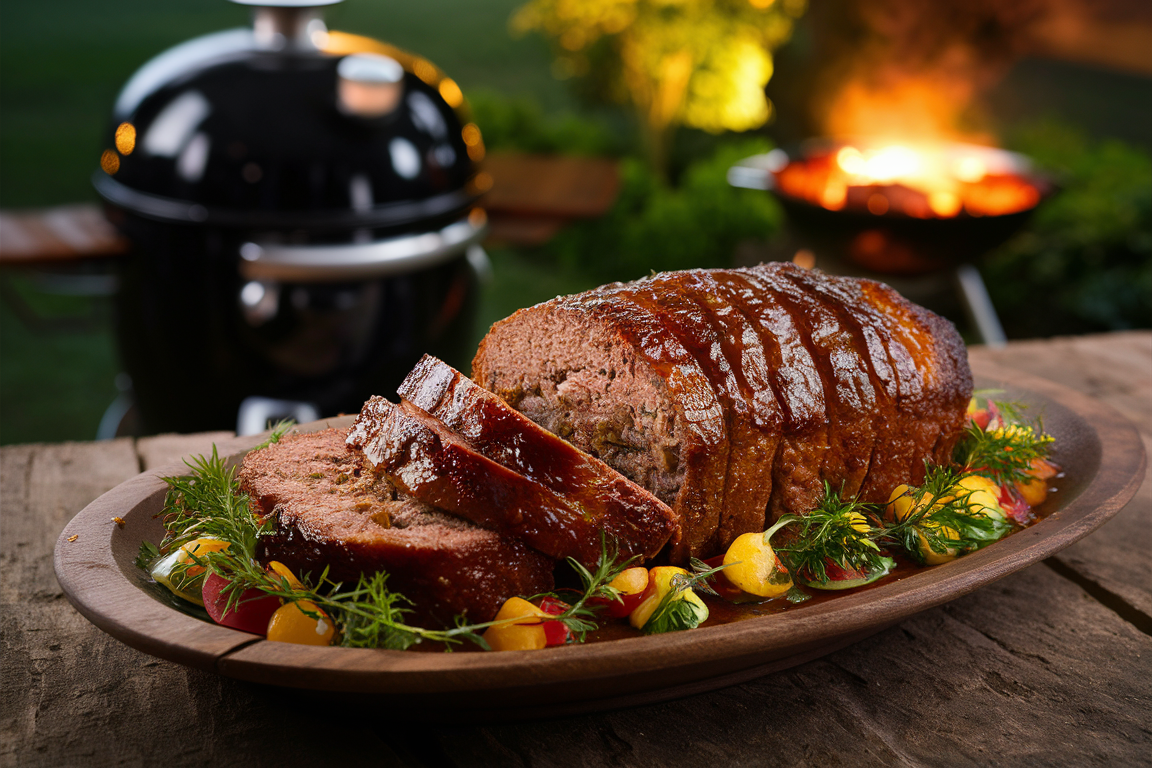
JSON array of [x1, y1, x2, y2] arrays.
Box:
[[3, 331, 1150, 768]]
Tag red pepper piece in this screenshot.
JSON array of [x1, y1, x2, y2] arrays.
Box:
[[536, 596, 573, 646], [997, 484, 1033, 525], [202, 573, 281, 635]]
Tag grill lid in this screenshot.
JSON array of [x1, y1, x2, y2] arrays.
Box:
[[94, 0, 486, 234]]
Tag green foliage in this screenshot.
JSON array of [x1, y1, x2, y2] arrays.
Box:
[[511, 0, 806, 173], [544, 138, 783, 282], [983, 123, 1152, 337], [468, 89, 626, 156]]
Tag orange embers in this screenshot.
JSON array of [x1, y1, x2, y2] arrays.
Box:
[[774, 143, 1041, 219]]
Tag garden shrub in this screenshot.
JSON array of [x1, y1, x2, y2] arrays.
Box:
[[985, 123, 1152, 337]]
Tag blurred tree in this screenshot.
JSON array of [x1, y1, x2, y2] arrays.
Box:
[[511, 0, 806, 178]]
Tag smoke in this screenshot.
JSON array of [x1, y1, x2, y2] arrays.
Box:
[[804, 0, 1049, 141]]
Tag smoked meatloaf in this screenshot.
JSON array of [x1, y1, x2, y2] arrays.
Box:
[[472, 262, 973, 563], [240, 427, 554, 627]]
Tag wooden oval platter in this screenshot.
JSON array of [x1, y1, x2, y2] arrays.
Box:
[[54, 361, 1146, 719]]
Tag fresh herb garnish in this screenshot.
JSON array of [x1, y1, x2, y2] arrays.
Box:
[[637, 560, 729, 635], [134, 540, 160, 572], [775, 483, 889, 584], [530, 535, 639, 642], [879, 465, 1013, 563], [955, 400, 1053, 484], [138, 438, 643, 649]]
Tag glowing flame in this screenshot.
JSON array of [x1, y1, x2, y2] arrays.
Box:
[[774, 141, 1041, 219]]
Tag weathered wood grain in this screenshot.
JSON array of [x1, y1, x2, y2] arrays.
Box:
[[423, 564, 1151, 768]]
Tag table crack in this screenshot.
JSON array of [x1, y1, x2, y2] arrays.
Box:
[[1043, 557, 1152, 637]]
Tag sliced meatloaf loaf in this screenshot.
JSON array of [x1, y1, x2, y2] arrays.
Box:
[[472, 262, 972, 562], [397, 354, 679, 558], [346, 396, 674, 566], [240, 427, 554, 628]]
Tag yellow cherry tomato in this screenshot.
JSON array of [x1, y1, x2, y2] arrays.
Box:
[[953, 475, 1007, 521], [629, 566, 709, 630], [266, 600, 335, 646], [722, 532, 793, 598], [1015, 458, 1058, 507], [150, 537, 230, 606], [482, 597, 550, 652], [916, 522, 961, 565], [885, 485, 935, 523], [266, 561, 304, 590], [608, 567, 649, 596]]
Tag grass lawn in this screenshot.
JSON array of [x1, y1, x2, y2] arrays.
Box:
[[0, 0, 571, 444]]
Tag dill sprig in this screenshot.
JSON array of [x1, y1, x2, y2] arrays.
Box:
[[956, 394, 1054, 485], [880, 465, 1013, 564], [775, 483, 889, 584], [137, 434, 494, 650]]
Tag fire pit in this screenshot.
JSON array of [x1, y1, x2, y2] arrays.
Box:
[[729, 139, 1056, 343]]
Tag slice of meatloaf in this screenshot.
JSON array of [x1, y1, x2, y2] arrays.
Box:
[[396, 355, 679, 560], [781, 266, 929, 495], [240, 428, 554, 628], [854, 276, 973, 470], [472, 264, 972, 562], [346, 396, 667, 567], [743, 263, 881, 502]]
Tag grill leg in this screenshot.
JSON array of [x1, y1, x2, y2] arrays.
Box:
[[954, 264, 1007, 347]]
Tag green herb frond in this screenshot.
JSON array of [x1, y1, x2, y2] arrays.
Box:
[[252, 420, 296, 451], [135, 541, 160, 572], [955, 419, 1053, 483], [639, 560, 729, 636], [143, 441, 513, 651], [775, 482, 888, 583], [880, 466, 1013, 563], [529, 534, 640, 642]]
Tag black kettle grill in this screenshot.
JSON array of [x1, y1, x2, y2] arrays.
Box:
[[95, 0, 489, 435]]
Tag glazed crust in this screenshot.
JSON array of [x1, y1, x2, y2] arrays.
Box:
[[473, 263, 973, 562], [347, 396, 671, 567]]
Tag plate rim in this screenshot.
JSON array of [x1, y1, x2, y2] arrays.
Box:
[[53, 360, 1147, 710]]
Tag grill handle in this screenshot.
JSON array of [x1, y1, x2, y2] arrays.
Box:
[[238, 217, 487, 282]]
